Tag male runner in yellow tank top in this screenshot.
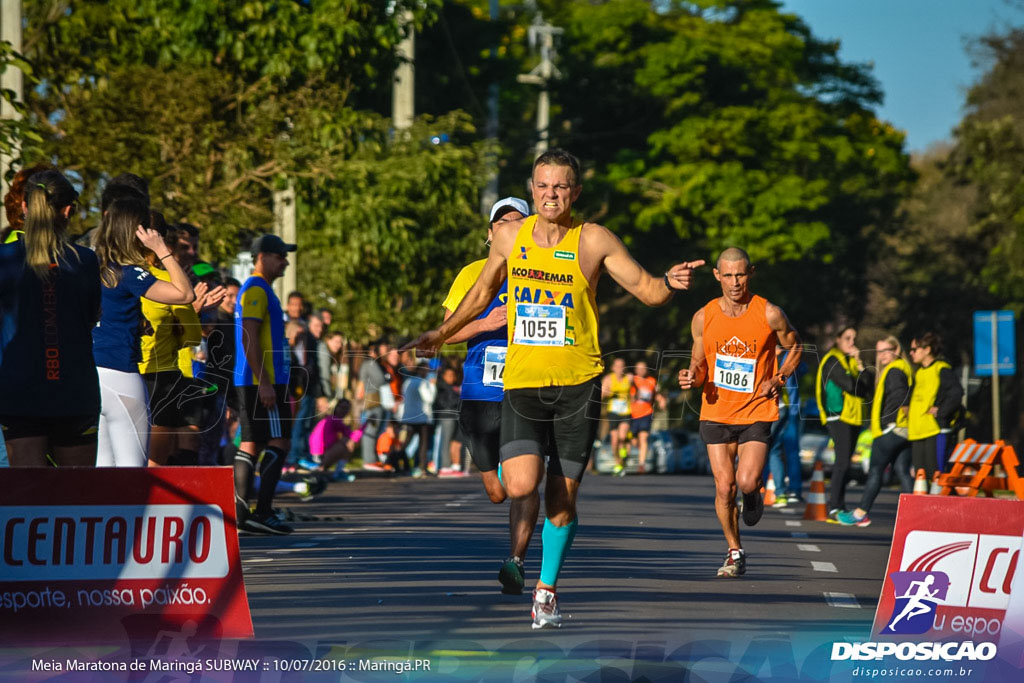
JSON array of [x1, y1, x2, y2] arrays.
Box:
[[405, 149, 705, 629]]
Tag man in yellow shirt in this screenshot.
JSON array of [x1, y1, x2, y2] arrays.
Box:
[[406, 149, 704, 629]]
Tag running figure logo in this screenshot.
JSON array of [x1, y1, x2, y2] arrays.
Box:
[[518, 246, 531, 260], [882, 572, 951, 634]]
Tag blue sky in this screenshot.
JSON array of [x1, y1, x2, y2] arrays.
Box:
[[782, 0, 1024, 152]]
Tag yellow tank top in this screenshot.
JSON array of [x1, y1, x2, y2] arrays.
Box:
[[505, 215, 603, 389], [607, 374, 632, 415]]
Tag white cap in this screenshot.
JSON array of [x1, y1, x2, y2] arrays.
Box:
[[488, 196, 530, 223]]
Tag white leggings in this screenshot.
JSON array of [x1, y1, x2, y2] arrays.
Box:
[[96, 367, 150, 467]]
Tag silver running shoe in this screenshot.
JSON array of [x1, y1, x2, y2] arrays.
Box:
[[531, 588, 563, 629]]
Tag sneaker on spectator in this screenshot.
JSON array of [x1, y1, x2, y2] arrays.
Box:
[[531, 588, 562, 629], [771, 495, 788, 508], [363, 462, 386, 472], [426, 463, 438, 475], [716, 548, 746, 578], [410, 467, 425, 479]]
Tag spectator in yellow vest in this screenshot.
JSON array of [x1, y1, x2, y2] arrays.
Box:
[[908, 332, 963, 479]]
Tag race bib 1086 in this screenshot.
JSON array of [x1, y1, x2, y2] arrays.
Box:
[[512, 304, 566, 346], [713, 353, 756, 393]]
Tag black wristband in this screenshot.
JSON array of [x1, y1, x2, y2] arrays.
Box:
[[158, 253, 173, 262], [663, 273, 675, 293]]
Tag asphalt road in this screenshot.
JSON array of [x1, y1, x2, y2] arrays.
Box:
[[235, 470, 900, 680]]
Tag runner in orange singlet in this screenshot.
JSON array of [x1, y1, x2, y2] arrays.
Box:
[[629, 361, 664, 473], [678, 247, 802, 578]]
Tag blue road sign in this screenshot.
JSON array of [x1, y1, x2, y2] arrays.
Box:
[[973, 310, 1016, 376]]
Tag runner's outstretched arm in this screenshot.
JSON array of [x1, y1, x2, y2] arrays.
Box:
[[594, 224, 705, 306], [403, 220, 517, 356]]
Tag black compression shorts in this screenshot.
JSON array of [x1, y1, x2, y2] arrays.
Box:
[[499, 377, 601, 482]]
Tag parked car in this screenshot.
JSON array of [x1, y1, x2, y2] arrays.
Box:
[[798, 426, 871, 482], [592, 429, 709, 475]]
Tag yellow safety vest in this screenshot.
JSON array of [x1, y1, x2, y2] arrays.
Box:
[[815, 347, 862, 426], [870, 357, 912, 437], [908, 360, 951, 440]]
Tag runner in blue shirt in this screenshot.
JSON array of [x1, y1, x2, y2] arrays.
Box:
[[441, 197, 541, 595]]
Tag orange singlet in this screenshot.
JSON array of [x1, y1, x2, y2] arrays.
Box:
[[699, 295, 779, 425], [631, 375, 658, 419]]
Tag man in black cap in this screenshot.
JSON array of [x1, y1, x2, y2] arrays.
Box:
[[232, 234, 297, 534]]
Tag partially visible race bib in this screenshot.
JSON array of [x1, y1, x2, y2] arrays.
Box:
[[483, 345, 506, 388], [713, 354, 756, 394], [611, 398, 629, 415], [512, 304, 566, 346], [636, 388, 653, 403]]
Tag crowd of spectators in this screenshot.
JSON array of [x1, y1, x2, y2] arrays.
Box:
[[0, 166, 476, 535]]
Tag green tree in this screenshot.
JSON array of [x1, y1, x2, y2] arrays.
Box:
[[527, 0, 913, 352], [19, 0, 490, 338]]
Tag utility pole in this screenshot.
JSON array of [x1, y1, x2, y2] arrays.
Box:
[[517, 15, 562, 159], [273, 182, 296, 304], [480, 0, 500, 216], [0, 0, 23, 231], [392, 10, 415, 131]]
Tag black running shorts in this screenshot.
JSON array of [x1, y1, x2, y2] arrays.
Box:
[[500, 377, 601, 482], [235, 384, 292, 444], [459, 399, 502, 472], [143, 370, 194, 428], [699, 420, 772, 445], [0, 414, 99, 447]]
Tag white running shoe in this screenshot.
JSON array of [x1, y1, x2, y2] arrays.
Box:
[[531, 588, 563, 629]]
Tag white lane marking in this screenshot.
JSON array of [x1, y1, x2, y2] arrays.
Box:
[[785, 521, 802, 527], [791, 532, 809, 538], [797, 544, 821, 552], [812, 561, 838, 573], [780, 508, 797, 515], [824, 592, 861, 608], [445, 503, 462, 507], [243, 558, 273, 563]]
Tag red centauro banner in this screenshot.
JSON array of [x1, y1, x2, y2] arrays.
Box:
[[872, 494, 1023, 644], [0, 467, 253, 644]]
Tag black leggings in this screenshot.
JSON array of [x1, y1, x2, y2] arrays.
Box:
[[403, 423, 435, 470], [827, 421, 860, 512]]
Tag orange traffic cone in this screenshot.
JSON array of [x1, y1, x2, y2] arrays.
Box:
[[931, 471, 945, 495], [803, 461, 828, 521], [763, 474, 777, 507], [913, 468, 928, 495]]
